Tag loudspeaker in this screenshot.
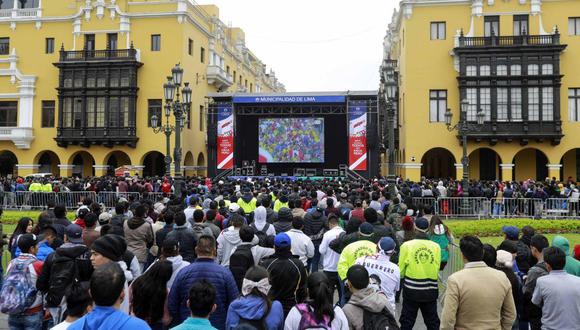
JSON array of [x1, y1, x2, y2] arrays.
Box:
[[234, 167, 242, 176], [207, 126, 217, 148], [260, 166, 268, 176], [242, 160, 249, 167], [367, 122, 378, 148]]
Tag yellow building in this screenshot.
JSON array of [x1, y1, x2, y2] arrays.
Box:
[[383, 0, 580, 183], [0, 0, 284, 178]]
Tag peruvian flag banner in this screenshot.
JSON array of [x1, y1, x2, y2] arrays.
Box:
[[217, 104, 234, 170], [348, 100, 367, 171]]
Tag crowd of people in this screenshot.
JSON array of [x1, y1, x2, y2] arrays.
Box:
[[0, 176, 578, 330]]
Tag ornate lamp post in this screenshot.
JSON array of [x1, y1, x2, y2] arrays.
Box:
[[150, 63, 192, 198], [381, 58, 398, 197], [445, 99, 485, 198]]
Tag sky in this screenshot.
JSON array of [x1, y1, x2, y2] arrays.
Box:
[[197, 0, 397, 92]]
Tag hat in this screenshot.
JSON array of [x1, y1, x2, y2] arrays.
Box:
[[229, 203, 240, 213], [359, 222, 374, 236], [274, 233, 291, 248], [65, 224, 84, 244], [415, 218, 429, 232], [292, 217, 304, 229], [502, 226, 519, 240], [92, 235, 127, 262], [17, 233, 39, 252], [496, 250, 514, 268], [98, 212, 112, 225], [378, 237, 396, 254], [278, 207, 293, 222]]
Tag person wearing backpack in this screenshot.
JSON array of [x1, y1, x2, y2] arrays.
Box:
[[230, 226, 274, 291], [251, 206, 276, 247], [217, 214, 259, 266], [226, 266, 284, 330], [123, 204, 154, 272], [342, 265, 398, 330], [0, 233, 44, 329], [190, 209, 214, 239], [37, 224, 93, 326], [284, 271, 349, 330]]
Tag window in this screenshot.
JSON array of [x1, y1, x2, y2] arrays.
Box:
[[109, 97, 119, 127], [96, 97, 105, 127], [62, 98, 72, 128], [199, 105, 204, 131], [569, 17, 580, 36], [250, 83, 253, 92], [484, 16, 500, 37], [188, 39, 193, 56], [41, 100, 55, 127], [542, 87, 554, 121], [86, 70, 96, 88], [542, 64, 553, 75], [0, 101, 17, 127], [45, 38, 54, 54], [511, 88, 522, 121], [84, 34, 95, 51], [226, 66, 230, 75], [528, 87, 540, 121], [73, 98, 82, 128], [496, 65, 507, 76], [429, 90, 447, 122], [120, 69, 130, 87], [73, 71, 84, 88], [0, 1, 13, 9], [528, 64, 539, 75], [120, 97, 129, 127], [480, 65, 490, 76], [0, 37, 9, 55], [466, 88, 478, 121], [497, 88, 508, 121], [233, 70, 236, 83], [200, 47, 205, 63], [18, 0, 39, 8], [430, 22, 446, 40], [151, 35, 161, 51], [510, 64, 521, 76], [466, 65, 477, 76], [513, 15, 529, 36], [86, 98, 95, 128], [110, 70, 119, 88], [569, 89, 580, 122], [480, 88, 491, 122], [148, 99, 162, 127], [107, 33, 118, 50]]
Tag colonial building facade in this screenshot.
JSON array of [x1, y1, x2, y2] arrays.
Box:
[[383, 0, 580, 182], [0, 0, 284, 177]]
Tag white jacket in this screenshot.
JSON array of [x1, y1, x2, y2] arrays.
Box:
[[286, 229, 315, 266]]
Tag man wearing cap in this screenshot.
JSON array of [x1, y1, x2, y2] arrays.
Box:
[[4, 234, 44, 329], [355, 237, 400, 313], [398, 217, 441, 330], [285, 217, 315, 267], [337, 223, 377, 281], [502, 225, 532, 275], [37, 224, 94, 325], [260, 233, 308, 316]]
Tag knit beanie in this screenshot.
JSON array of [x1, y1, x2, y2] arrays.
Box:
[[496, 250, 514, 268], [92, 235, 127, 262], [278, 207, 293, 222]]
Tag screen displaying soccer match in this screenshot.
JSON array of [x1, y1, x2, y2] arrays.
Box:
[[258, 118, 325, 163]]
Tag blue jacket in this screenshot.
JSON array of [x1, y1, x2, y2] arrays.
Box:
[[68, 306, 151, 330], [15, 241, 54, 261], [168, 258, 239, 330], [226, 295, 284, 330]]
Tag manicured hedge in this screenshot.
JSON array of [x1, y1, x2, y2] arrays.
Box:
[[447, 218, 580, 237], [1, 210, 75, 225]]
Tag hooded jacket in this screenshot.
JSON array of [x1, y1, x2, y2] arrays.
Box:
[[552, 235, 580, 276], [253, 206, 277, 237], [123, 217, 154, 263], [166, 255, 190, 289], [216, 226, 259, 266], [273, 208, 293, 234], [225, 295, 284, 330], [68, 306, 150, 330], [303, 208, 327, 242], [237, 193, 257, 214], [342, 287, 391, 330]]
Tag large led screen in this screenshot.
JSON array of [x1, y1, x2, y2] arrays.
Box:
[[258, 118, 325, 163]]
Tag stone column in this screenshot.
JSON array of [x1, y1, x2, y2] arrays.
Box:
[[57, 164, 75, 178], [15, 164, 40, 177], [93, 165, 110, 177], [400, 163, 422, 181], [500, 163, 515, 182], [546, 164, 562, 181], [455, 163, 464, 181]]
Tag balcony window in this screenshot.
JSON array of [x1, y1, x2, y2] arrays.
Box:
[[86, 70, 96, 88], [542, 87, 554, 121], [569, 89, 580, 122], [529, 87, 540, 121], [511, 88, 522, 121], [108, 97, 119, 127], [0, 1, 13, 9], [510, 64, 521, 76], [429, 90, 447, 122], [480, 88, 491, 122], [528, 64, 539, 75], [17, 0, 39, 8], [430, 22, 446, 40], [542, 64, 553, 75], [96, 97, 105, 127], [0, 37, 9, 55], [107, 33, 118, 50], [41, 100, 55, 127], [496, 65, 507, 76], [497, 88, 508, 121], [466, 65, 477, 77], [569, 17, 580, 36], [0, 101, 17, 127], [62, 98, 72, 127], [73, 98, 82, 128], [466, 88, 478, 121], [480, 65, 490, 76], [484, 16, 500, 37], [513, 15, 529, 36]]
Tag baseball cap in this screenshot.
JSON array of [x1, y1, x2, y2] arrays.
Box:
[[359, 222, 374, 236], [274, 233, 291, 248], [229, 203, 240, 213], [17, 233, 39, 252], [502, 226, 519, 240], [415, 218, 429, 232], [65, 224, 84, 244], [378, 237, 396, 254]]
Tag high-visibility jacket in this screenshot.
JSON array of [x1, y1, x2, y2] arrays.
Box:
[[337, 239, 376, 280], [273, 200, 288, 213], [28, 182, 42, 192], [41, 183, 52, 193], [237, 197, 257, 214], [398, 238, 441, 302]]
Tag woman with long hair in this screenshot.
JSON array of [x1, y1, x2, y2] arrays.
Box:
[[284, 272, 348, 329], [225, 266, 284, 330], [130, 260, 173, 330], [8, 217, 33, 258], [428, 215, 453, 270]]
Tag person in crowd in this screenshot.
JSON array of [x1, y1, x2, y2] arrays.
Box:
[[290, 199, 306, 219], [68, 263, 150, 330], [155, 211, 174, 255], [284, 272, 349, 329], [82, 213, 101, 248], [285, 217, 315, 267], [496, 249, 523, 328], [250, 205, 276, 246], [229, 226, 274, 291], [355, 237, 400, 313], [303, 204, 327, 272], [532, 246, 580, 330], [190, 209, 214, 238], [8, 217, 33, 258], [37, 224, 93, 325], [168, 235, 239, 329], [440, 236, 516, 330], [201, 210, 221, 239], [342, 265, 393, 330], [217, 213, 259, 266], [395, 215, 414, 245], [398, 218, 441, 330], [428, 215, 453, 270], [171, 280, 218, 330], [482, 243, 498, 267], [53, 205, 71, 228], [225, 266, 284, 330], [260, 233, 307, 316], [74, 207, 90, 229], [319, 213, 345, 303], [551, 235, 580, 276], [150, 237, 190, 290], [337, 222, 377, 281], [50, 284, 93, 330], [130, 260, 173, 330], [1, 233, 44, 329], [523, 234, 550, 330], [123, 204, 154, 272], [262, 198, 278, 224], [501, 225, 532, 275], [239, 187, 258, 214], [184, 197, 199, 223], [575, 244, 580, 261], [273, 207, 293, 234], [165, 212, 197, 263], [111, 203, 129, 228]]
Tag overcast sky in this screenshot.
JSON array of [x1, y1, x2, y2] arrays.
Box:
[[197, 0, 397, 92]]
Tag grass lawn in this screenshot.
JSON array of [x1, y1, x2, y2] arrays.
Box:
[[480, 233, 580, 248]]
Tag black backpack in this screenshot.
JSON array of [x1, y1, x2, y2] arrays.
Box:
[[46, 254, 80, 307], [250, 222, 273, 247], [236, 316, 266, 330], [358, 306, 399, 330], [229, 245, 255, 291]]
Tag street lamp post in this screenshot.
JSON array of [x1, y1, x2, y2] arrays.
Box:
[[381, 59, 398, 198], [150, 64, 192, 198], [445, 99, 485, 198]]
